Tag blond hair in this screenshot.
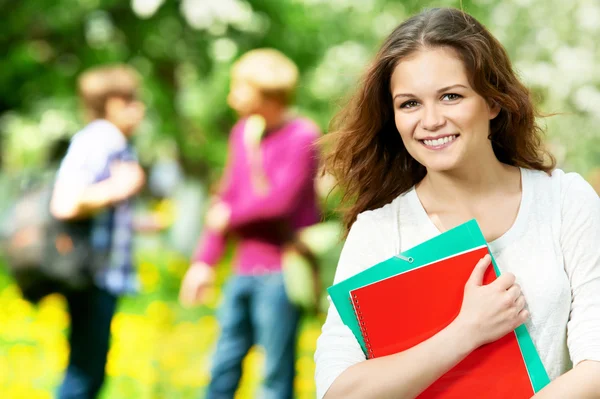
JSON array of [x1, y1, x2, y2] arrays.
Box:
[[77, 64, 140, 120], [231, 48, 299, 103]]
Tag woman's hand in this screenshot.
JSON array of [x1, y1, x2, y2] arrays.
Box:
[[454, 254, 529, 349]]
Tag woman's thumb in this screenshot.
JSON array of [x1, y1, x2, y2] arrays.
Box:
[[467, 254, 491, 287]]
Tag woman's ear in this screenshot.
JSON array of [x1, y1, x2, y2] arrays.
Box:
[[488, 100, 501, 120]]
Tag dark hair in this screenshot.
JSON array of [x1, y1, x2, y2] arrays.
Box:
[[322, 7, 555, 236]]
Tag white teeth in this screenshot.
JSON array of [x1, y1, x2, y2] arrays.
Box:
[[423, 135, 457, 147]]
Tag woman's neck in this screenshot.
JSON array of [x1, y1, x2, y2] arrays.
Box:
[[418, 159, 519, 205]]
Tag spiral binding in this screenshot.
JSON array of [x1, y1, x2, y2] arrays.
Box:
[[351, 293, 374, 359], [351, 254, 414, 360]]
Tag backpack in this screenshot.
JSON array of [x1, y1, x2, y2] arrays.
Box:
[[0, 180, 105, 303]]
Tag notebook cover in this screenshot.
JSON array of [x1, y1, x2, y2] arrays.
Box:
[[328, 220, 488, 352], [327, 219, 550, 393], [350, 246, 533, 397]]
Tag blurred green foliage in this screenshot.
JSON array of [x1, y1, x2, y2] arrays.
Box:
[[2, 0, 598, 182]]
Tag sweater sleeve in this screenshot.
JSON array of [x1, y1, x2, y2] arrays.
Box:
[[190, 123, 243, 267], [191, 229, 227, 267], [227, 130, 319, 229], [56, 121, 127, 189], [314, 210, 396, 399], [560, 172, 600, 367]]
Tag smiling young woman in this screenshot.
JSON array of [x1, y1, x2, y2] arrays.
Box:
[[315, 7, 600, 399]]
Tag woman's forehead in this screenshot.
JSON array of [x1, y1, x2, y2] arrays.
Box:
[[390, 48, 471, 94]]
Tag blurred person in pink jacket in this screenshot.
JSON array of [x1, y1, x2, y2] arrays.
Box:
[[179, 49, 321, 399]]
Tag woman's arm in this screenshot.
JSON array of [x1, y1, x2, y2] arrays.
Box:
[[324, 318, 473, 399], [535, 173, 600, 397], [533, 361, 600, 398]]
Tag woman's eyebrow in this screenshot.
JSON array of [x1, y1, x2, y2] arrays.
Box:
[[393, 84, 468, 101], [436, 84, 468, 93]]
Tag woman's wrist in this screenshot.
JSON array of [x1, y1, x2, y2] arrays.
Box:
[[445, 317, 480, 357]]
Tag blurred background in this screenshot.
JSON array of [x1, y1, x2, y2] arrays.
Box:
[[0, 0, 599, 398]]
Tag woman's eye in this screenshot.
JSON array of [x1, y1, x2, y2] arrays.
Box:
[[442, 93, 462, 101], [400, 100, 419, 109]]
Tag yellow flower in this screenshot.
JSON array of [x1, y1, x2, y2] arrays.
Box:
[[296, 356, 316, 378], [169, 362, 209, 388], [159, 349, 181, 371], [298, 324, 322, 352], [235, 346, 265, 398], [36, 301, 69, 331], [7, 344, 41, 385], [167, 256, 189, 278], [156, 198, 176, 225], [130, 360, 157, 385], [38, 293, 67, 309], [1, 285, 21, 301], [3, 384, 52, 399], [0, 356, 8, 386], [146, 300, 174, 326], [138, 261, 160, 293]]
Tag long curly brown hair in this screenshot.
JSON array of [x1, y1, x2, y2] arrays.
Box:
[[322, 7, 555, 236]]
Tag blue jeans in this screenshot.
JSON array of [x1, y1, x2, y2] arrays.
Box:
[[57, 286, 118, 399], [206, 273, 300, 399]]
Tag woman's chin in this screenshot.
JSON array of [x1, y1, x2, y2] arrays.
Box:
[[410, 146, 464, 174], [420, 158, 461, 174]]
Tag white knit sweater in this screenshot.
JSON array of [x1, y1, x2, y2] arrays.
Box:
[[314, 168, 600, 399]]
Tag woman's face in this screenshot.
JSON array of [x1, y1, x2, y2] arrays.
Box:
[[390, 47, 500, 173]]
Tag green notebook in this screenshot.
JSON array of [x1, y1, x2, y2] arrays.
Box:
[[327, 219, 550, 392]]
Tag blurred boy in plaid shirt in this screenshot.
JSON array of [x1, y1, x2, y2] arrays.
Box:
[[50, 64, 145, 399]]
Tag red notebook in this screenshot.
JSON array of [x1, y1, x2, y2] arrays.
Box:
[[350, 246, 534, 398]]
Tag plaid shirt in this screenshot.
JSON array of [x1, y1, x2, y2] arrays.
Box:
[[56, 120, 138, 295]]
